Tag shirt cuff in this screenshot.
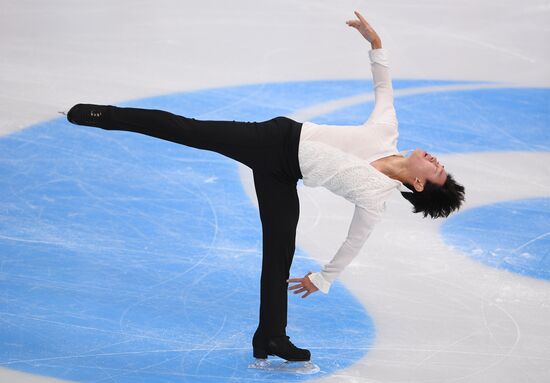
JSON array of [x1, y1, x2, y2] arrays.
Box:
[[308, 272, 331, 294], [369, 48, 389, 67]]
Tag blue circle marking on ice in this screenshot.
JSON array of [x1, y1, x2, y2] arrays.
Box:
[[0, 79, 549, 382], [441, 198, 550, 280]]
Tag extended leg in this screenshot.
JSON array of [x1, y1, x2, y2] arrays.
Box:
[[67, 104, 273, 171]]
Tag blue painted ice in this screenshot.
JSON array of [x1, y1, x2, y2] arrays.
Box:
[[442, 198, 550, 280]]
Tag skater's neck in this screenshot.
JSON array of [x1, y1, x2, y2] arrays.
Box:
[[370, 154, 409, 184]]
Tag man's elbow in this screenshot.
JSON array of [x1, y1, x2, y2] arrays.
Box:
[[365, 106, 398, 126]]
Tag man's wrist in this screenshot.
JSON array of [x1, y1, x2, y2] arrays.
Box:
[[370, 38, 382, 49], [308, 272, 331, 294]]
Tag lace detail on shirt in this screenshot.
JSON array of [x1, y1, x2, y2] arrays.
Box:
[[298, 140, 398, 214]]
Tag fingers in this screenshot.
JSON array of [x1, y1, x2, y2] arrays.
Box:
[[288, 282, 303, 291], [346, 10, 372, 33], [292, 286, 315, 298], [288, 274, 317, 298], [293, 287, 307, 295], [354, 10, 369, 25]]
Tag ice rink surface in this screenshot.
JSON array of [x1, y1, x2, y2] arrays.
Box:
[[1, 1, 549, 382]]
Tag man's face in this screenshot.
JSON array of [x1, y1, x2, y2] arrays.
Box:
[[409, 148, 447, 187]]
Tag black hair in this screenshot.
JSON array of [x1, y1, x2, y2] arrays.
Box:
[[401, 173, 465, 219]]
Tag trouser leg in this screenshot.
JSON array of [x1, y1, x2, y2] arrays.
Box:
[[90, 105, 269, 170], [252, 171, 300, 341]]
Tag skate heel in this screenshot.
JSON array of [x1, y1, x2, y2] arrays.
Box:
[[253, 347, 268, 359]]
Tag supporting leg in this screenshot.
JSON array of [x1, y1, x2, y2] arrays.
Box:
[[253, 171, 299, 339], [251, 171, 310, 361]]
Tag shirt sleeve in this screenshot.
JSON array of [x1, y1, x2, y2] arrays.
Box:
[[307, 205, 378, 294], [364, 48, 397, 126]]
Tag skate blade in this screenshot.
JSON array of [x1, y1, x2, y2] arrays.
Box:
[[248, 358, 320, 374]]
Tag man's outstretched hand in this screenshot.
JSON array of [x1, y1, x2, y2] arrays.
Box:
[[287, 272, 319, 298], [346, 10, 382, 49]]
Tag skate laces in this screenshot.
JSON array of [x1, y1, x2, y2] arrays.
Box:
[[282, 336, 302, 351]]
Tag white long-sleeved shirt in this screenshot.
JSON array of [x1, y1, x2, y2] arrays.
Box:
[[297, 48, 408, 293]]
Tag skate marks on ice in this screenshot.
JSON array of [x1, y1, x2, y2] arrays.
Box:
[[248, 358, 321, 374]]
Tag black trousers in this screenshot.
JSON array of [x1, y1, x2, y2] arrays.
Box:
[[94, 106, 303, 343]]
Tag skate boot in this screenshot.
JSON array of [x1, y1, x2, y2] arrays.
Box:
[[249, 335, 318, 374], [254, 335, 310, 362], [67, 104, 112, 128]]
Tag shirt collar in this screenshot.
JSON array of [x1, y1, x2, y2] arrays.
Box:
[[397, 182, 412, 193]]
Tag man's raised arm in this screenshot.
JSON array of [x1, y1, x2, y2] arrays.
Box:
[[346, 11, 397, 126]]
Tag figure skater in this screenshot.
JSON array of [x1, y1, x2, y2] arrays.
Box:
[[65, 10, 465, 363]]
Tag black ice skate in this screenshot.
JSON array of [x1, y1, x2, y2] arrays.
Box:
[[257, 336, 310, 361], [67, 104, 112, 129], [249, 336, 319, 374]]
